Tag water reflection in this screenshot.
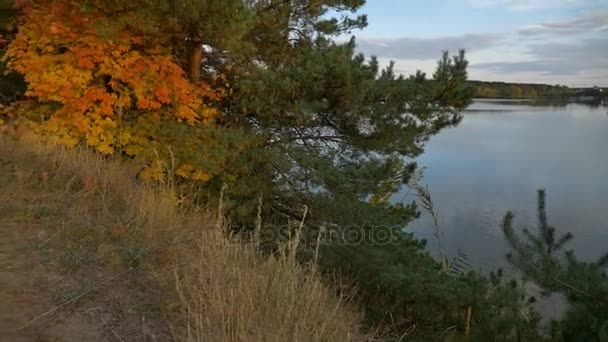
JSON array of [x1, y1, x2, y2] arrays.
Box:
[[398, 100, 608, 272]]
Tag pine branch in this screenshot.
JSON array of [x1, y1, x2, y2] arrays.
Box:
[[598, 252, 608, 268], [554, 232, 574, 252]]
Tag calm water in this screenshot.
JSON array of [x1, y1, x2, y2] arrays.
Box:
[[401, 100, 608, 272]]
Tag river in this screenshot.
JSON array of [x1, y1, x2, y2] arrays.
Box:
[[401, 99, 608, 275]]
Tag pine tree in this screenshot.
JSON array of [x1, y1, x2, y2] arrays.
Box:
[[183, 3, 478, 337], [147, 0, 254, 83], [319, 225, 543, 340], [502, 189, 608, 341], [197, 1, 474, 232]]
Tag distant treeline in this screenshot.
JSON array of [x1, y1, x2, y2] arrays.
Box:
[[468, 80, 572, 99]]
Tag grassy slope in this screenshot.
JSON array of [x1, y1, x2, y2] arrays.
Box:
[[0, 136, 364, 342]]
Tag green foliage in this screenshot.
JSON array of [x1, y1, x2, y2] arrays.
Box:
[[0, 0, 25, 104], [159, 3, 515, 339], [0, 56, 24, 105], [225, 40, 473, 228], [121, 244, 147, 268], [147, 1, 471, 236], [470, 80, 571, 99], [0, 1, 17, 28], [319, 226, 542, 340], [503, 189, 608, 341]]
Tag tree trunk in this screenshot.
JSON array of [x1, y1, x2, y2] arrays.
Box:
[[189, 39, 203, 84]]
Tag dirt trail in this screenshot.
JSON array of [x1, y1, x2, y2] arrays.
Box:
[[0, 144, 176, 342], [0, 158, 103, 341]]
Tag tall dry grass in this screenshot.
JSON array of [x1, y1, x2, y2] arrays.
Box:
[[0, 135, 365, 342]]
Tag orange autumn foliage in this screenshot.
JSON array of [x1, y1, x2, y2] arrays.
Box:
[[3, 0, 226, 180]]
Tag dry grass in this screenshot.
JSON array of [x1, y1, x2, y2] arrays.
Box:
[[0, 135, 365, 342], [175, 231, 361, 342]]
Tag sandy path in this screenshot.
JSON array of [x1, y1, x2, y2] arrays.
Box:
[[0, 159, 102, 342]]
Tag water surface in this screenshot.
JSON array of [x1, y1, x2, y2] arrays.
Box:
[[401, 100, 608, 272]]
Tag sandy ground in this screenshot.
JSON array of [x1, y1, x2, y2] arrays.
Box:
[[0, 158, 103, 341], [0, 156, 170, 342]]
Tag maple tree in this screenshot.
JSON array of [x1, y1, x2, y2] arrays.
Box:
[[2, 0, 227, 180]]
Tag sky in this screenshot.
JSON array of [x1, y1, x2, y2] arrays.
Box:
[[348, 0, 608, 86]]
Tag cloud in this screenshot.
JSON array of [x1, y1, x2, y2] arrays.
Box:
[[467, 0, 580, 11], [518, 10, 608, 35], [352, 6, 608, 85], [471, 60, 579, 76], [355, 34, 502, 60], [471, 38, 608, 77]]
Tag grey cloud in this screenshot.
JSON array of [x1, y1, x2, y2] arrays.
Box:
[[518, 10, 608, 35], [468, 0, 580, 11], [471, 60, 579, 75], [471, 38, 608, 76], [528, 38, 608, 62], [355, 33, 502, 60]]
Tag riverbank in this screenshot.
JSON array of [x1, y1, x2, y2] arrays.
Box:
[[472, 97, 608, 107], [0, 137, 364, 341]]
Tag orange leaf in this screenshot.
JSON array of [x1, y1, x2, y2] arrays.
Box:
[[77, 58, 95, 69]]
